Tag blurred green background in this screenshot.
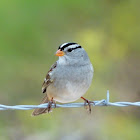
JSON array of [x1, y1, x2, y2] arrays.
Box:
[[0, 0, 140, 140]]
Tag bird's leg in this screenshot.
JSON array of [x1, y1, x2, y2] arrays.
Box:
[[52, 98, 56, 108], [81, 97, 95, 113], [47, 97, 56, 113]]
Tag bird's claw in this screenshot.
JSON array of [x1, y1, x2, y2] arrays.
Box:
[[47, 98, 56, 113], [81, 97, 95, 113]]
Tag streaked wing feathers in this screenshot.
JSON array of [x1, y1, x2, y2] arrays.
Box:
[[42, 62, 57, 93]]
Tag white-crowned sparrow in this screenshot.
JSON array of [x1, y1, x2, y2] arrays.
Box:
[[32, 42, 94, 116]]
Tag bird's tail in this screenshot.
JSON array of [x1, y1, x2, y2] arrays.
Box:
[[32, 95, 50, 116]]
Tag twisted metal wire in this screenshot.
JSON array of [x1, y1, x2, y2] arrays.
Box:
[[0, 91, 140, 111]]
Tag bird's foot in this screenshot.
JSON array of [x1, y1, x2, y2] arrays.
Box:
[[81, 97, 95, 113], [47, 98, 56, 113]]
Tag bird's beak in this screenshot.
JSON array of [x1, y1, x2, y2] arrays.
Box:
[[55, 49, 65, 56]]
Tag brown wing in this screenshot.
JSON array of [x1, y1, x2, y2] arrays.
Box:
[[42, 62, 57, 93], [32, 62, 57, 116]]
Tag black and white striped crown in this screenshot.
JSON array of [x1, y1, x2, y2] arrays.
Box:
[[58, 42, 82, 51]]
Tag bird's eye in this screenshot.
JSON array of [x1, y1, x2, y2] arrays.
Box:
[[67, 48, 73, 52]]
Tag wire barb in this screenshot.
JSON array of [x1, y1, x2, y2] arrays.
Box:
[[0, 91, 140, 111]]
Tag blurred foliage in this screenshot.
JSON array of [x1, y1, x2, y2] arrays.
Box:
[[0, 0, 140, 140]]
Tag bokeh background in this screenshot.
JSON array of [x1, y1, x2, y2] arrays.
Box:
[[0, 0, 140, 140]]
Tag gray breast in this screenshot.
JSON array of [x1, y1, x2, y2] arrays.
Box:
[[47, 64, 93, 103]]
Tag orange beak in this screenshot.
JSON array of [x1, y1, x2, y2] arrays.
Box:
[[55, 49, 65, 56]]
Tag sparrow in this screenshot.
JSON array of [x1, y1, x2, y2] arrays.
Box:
[[32, 42, 94, 116]]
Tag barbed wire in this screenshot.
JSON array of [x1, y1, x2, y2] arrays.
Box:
[[0, 90, 140, 111]]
